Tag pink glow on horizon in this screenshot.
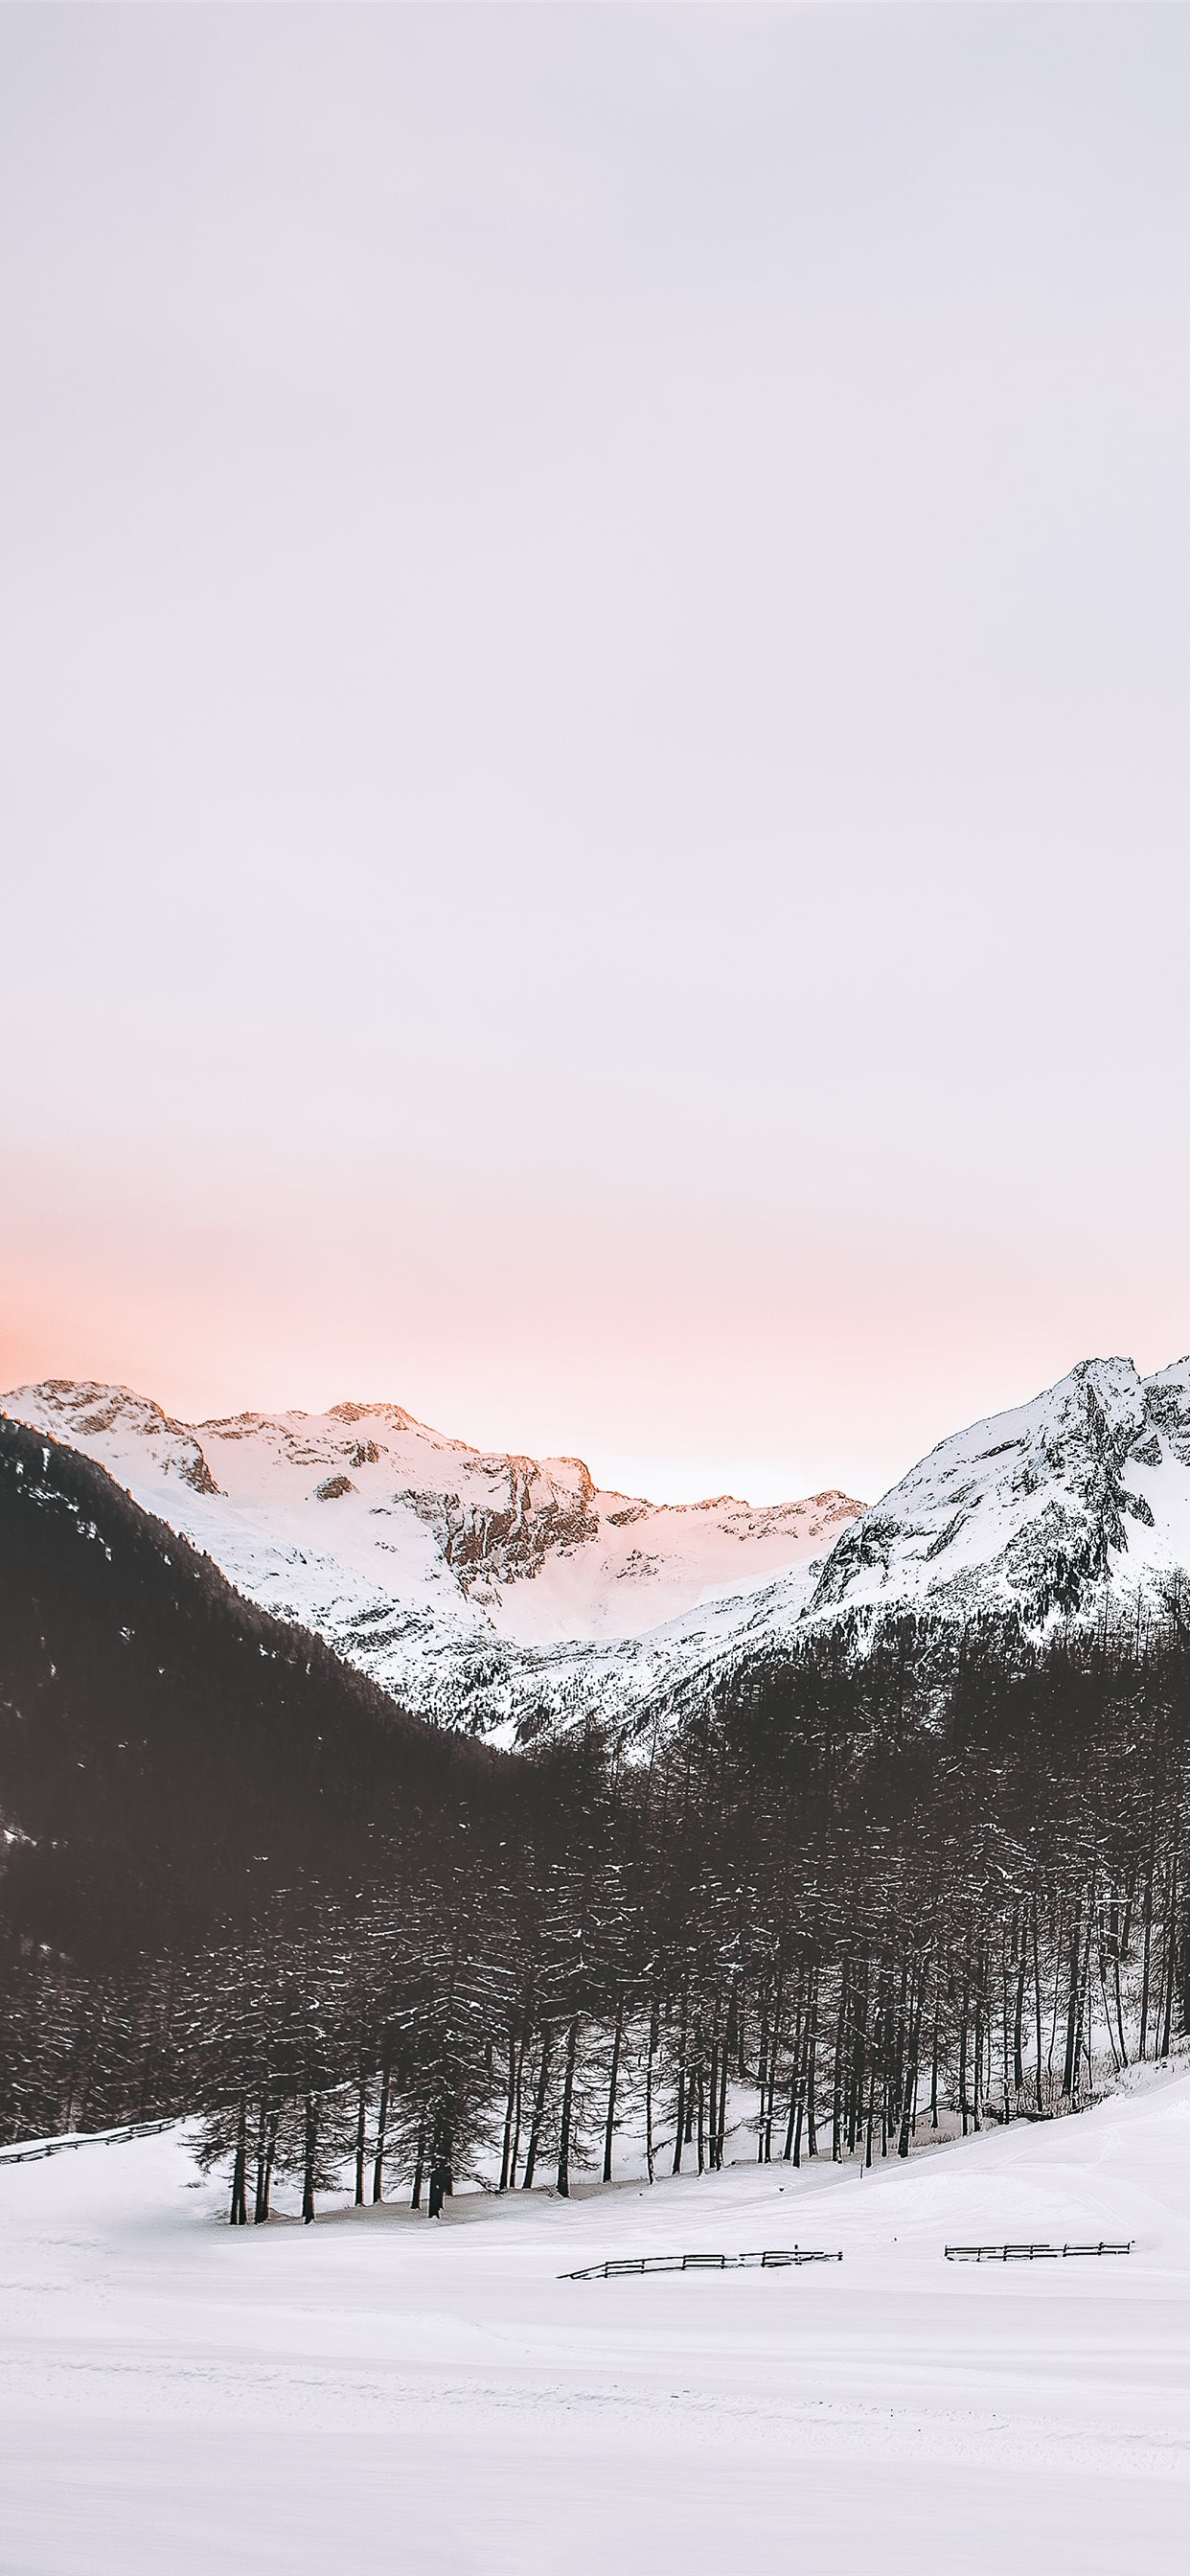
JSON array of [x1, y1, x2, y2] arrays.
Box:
[[4, 11, 1190, 1499], [5, 1203, 1189, 1507]]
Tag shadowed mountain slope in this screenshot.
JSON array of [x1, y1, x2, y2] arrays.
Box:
[[0, 1417, 510, 1958]]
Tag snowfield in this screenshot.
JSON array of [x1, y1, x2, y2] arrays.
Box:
[[3, 2070, 1190, 2573]]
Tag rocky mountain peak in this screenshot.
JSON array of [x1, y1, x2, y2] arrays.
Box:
[[812, 1353, 1190, 1627]]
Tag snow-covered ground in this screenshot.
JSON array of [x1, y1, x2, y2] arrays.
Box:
[[4, 2070, 1190, 2573]]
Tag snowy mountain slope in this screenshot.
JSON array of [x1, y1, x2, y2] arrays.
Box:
[[810, 1354, 1190, 1627], [0, 1381, 860, 1734], [11, 1354, 1185, 1737]]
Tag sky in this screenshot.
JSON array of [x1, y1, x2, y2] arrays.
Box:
[[4, 3, 1190, 1506]]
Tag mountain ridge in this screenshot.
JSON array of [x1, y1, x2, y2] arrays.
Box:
[[0, 1379, 861, 1736], [8, 1354, 1190, 1742]]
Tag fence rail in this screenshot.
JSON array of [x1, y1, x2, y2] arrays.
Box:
[[561, 2248, 843, 2280], [944, 2240, 1133, 2264], [0, 2117, 177, 2168]]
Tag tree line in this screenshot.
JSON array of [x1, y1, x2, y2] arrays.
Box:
[[5, 1572, 1190, 2218]]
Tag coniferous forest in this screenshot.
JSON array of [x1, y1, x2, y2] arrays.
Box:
[[3, 1415, 1190, 2218]]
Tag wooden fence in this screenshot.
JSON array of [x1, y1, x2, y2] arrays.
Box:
[[561, 2248, 843, 2280], [944, 2240, 1133, 2263], [0, 2117, 177, 2168]]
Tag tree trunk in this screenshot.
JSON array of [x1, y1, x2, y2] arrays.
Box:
[[672, 1991, 688, 2175], [509, 2012, 532, 2191], [1097, 1924, 1121, 2077], [958, 1959, 971, 2137], [1013, 1939, 1027, 2098], [229, 2090, 248, 2226], [1139, 1787, 1159, 2059], [372, 2056, 392, 2204], [1160, 1857, 1179, 2060], [522, 2028, 552, 2191], [256, 2106, 279, 2223], [805, 1971, 819, 2158], [499, 2031, 517, 2192], [832, 1961, 850, 2162], [301, 2089, 318, 2224], [898, 1964, 927, 2159], [252, 2096, 269, 2224], [1070, 1904, 1093, 2104], [782, 1984, 805, 2162], [428, 2105, 454, 2219], [1112, 1930, 1129, 2069], [354, 2074, 368, 2207], [1032, 1899, 1044, 2113], [764, 1968, 784, 2163], [557, 2014, 580, 2197], [645, 2000, 658, 2185], [603, 2006, 623, 2184], [1061, 1904, 1083, 2100]]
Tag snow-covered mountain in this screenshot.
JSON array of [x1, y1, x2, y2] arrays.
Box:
[[9, 1355, 1188, 1740], [811, 1354, 1190, 1627], [0, 1380, 861, 1736]]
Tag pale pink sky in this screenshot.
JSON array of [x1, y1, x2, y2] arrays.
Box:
[[4, 7, 1190, 1505]]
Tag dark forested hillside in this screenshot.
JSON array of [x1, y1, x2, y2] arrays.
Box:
[[0, 1416, 510, 1955], [5, 1418, 1190, 2225]]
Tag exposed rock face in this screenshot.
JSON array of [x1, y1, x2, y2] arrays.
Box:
[[403, 1456, 601, 1600], [20, 1381, 224, 1497], [810, 1356, 1190, 1627]]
